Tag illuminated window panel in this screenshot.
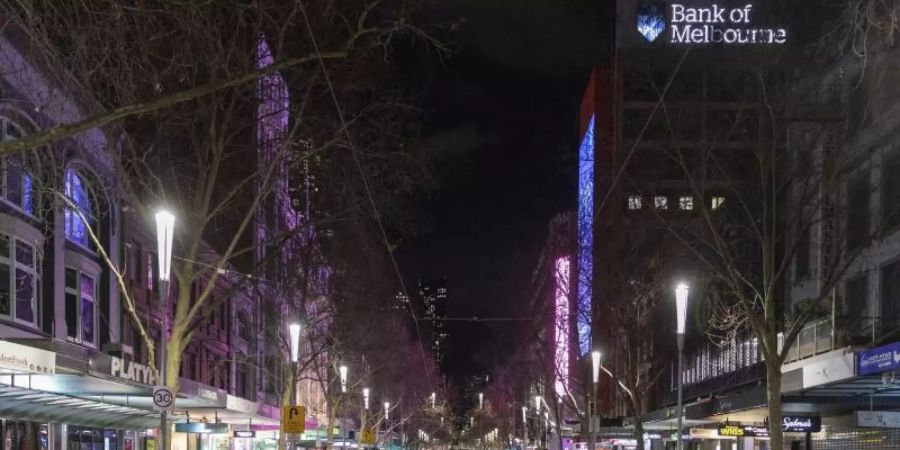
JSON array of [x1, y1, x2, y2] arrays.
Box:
[[679, 196, 694, 210], [654, 196, 668, 210], [628, 195, 642, 210]]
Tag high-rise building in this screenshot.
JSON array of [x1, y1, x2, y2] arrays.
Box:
[[419, 278, 449, 370]]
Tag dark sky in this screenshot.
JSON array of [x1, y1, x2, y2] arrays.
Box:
[[394, 0, 609, 383]]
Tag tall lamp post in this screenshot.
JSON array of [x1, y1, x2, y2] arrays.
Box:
[[675, 283, 690, 450], [534, 396, 542, 449], [289, 323, 302, 405], [155, 211, 174, 450], [521, 406, 528, 449], [590, 351, 602, 450]]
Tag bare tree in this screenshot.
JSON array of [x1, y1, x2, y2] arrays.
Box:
[[627, 60, 858, 449]]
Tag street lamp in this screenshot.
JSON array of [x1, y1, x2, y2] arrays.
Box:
[[155, 210, 174, 450], [478, 392, 484, 410], [521, 405, 528, 447], [589, 351, 602, 450], [431, 392, 437, 409], [675, 283, 690, 450], [363, 388, 370, 410], [288, 323, 301, 363], [339, 365, 349, 393]]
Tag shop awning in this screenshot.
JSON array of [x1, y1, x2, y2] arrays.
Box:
[[0, 384, 158, 428]]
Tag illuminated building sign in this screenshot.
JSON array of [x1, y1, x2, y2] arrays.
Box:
[[717, 425, 767, 437], [781, 416, 821, 433], [670, 4, 787, 44], [233, 431, 256, 438], [637, 2, 788, 45]]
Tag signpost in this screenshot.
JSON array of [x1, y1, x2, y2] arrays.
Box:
[[361, 428, 377, 446], [282, 406, 306, 434], [152, 386, 175, 412]]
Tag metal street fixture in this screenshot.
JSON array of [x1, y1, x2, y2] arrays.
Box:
[[384, 401, 390, 421], [339, 365, 348, 393], [589, 350, 602, 450], [288, 323, 301, 363], [675, 283, 690, 450], [431, 392, 437, 409], [363, 388, 370, 409], [155, 210, 174, 450], [478, 392, 484, 410]]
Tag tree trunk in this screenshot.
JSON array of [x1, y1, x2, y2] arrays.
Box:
[[633, 414, 644, 450], [766, 361, 784, 450], [165, 337, 183, 392]]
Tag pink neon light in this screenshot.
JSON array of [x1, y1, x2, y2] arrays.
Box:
[[554, 256, 570, 397]]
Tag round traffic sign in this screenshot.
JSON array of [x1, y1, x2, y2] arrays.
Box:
[[153, 386, 174, 409]]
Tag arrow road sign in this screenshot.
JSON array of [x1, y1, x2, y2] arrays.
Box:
[[282, 406, 306, 434]]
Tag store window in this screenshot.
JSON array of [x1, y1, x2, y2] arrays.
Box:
[[0, 233, 41, 328], [65, 267, 97, 345], [63, 169, 97, 249]]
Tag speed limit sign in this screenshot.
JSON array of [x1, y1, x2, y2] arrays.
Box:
[[153, 386, 175, 411]]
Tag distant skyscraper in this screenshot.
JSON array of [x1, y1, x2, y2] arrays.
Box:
[[419, 278, 449, 370]]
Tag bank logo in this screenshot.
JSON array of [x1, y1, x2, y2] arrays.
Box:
[[637, 3, 666, 43]]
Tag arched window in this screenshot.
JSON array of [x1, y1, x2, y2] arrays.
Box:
[[64, 168, 97, 248], [1, 118, 36, 216]]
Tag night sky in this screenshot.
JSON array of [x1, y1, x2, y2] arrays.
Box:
[[396, 0, 608, 382]]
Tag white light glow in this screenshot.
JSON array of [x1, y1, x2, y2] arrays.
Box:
[[591, 350, 602, 384], [288, 323, 301, 362], [363, 388, 370, 409], [339, 365, 348, 393], [478, 392, 483, 409], [384, 401, 390, 421], [676, 284, 690, 335], [154, 211, 175, 282]]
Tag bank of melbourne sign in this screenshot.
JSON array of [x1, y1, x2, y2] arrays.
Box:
[[637, 2, 788, 45], [858, 341, 900, 376]]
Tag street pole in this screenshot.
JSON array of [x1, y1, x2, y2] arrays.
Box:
[[675, 284, 690, 450], [676, 334, 684, 450], [159, 277, 169, 450], [155, 211, 174, 450]]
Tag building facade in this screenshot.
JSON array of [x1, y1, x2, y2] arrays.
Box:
[[0, 30, 327, 450]]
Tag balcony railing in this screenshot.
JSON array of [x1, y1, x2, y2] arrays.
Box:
[[780, 316, 900, 364]]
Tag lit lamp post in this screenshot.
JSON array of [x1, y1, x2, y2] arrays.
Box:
[[363, 388, 370, 410], [521, 406, 528, 449], [289, 323, 302, 405], [340, 365, 349, 393], [155, 211, 174, 450], [431, 392, 437, 410], [675, 283, 690, 450], [589, 351, 602, 450], [534, 396, 542, 449], [478, 392, 484, 410]]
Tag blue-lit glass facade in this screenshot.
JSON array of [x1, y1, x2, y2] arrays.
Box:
[[577, 116, 595, 356]]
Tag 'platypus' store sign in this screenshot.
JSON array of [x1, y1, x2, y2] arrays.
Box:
[[670, 4, 787, 44]]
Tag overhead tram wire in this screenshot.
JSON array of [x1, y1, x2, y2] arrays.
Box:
[[295, 1, 432, 381]]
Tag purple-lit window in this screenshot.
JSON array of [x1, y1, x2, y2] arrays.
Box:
[[146, 252, 156, 290], [64, 169, 97, 248], [5, 157, 35, 216], [0, 234, 40, 328], [1, 117, 37, 216]]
